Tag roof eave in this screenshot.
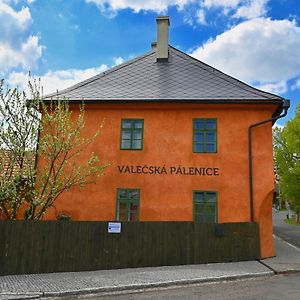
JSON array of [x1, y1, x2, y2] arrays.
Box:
[[43, 98, 283, 105]]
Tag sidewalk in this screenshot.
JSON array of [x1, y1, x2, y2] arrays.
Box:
[[261, 235, 300, 273], [1, 236, 300, 300]]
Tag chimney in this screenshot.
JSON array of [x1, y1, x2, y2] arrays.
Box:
[[156, 16, 170, 62]]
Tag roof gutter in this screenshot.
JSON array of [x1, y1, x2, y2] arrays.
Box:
[[43, 98, 283, 105], [248, 99, 290, 222]]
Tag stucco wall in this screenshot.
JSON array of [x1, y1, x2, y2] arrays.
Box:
[[43, 103, 277, 258]]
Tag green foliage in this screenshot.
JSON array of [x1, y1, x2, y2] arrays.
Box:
[[274, 104, 300, 220], [285, 218, 300, 226], [0, 79, 108, 220]]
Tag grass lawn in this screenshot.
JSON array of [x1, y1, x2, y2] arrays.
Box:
[[285, 218, 300, 227]]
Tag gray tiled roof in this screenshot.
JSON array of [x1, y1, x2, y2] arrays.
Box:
[[44, 46, 283, 102]]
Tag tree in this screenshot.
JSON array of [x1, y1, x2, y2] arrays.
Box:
[[274, 104, 300, 222], [0, 79, 108, 220]]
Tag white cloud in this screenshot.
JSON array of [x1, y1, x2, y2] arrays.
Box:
[[85, 0, 269, 25], [256, 81, 288, 95], [200, 0, 269, 22], [202, 0, 240, 9], [7, 65, 109, 95], [113, 56, 124, 66], [85, 0, 195, 13], [234, 0, 268, 19], [0, 1, 42, 71], [292, 78, 300, 91], [201, 0, 268, 18], [196, 8, 207, 25], [191, 18, 300, 87], [0, 1, 31, 43], [0, 36, 43, 70]]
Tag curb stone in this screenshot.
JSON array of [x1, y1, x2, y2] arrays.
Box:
[[275, 269, 300, 275], [0, 294, 41, 300], [0, 271, 273, 299], [40, 271, 273, 298]]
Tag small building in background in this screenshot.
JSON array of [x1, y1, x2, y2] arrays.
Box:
[[44, 16, 286, 259]]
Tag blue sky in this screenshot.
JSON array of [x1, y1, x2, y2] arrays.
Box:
[[0, 0, 299, 125]]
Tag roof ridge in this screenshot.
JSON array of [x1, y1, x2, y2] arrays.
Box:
[[44, 49, 155, 99], [169, 46, 283, 100]]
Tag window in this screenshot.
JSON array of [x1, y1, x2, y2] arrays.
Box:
[[120, 119, 144, 150], [193, 191, 217, 223], [116, 189, 140, 221], [193, 119, 217, 153]]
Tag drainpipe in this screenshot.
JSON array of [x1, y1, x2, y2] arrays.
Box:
[[248, 99, 290, 222]]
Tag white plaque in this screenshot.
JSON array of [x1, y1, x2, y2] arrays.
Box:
[[108, 222, 121, 233]]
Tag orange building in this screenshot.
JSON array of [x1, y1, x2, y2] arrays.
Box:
[[44, 16, 289, 259]]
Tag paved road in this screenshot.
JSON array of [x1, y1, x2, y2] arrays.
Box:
[[68, 273, 300, 300], [273, 211, 300, 248]]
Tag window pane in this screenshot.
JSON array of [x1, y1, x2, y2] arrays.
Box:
[[194, 143, 204, 152], [206, 192, 217, 202], [197, 214, 205, 223], [122, 131, 131, 139], [194, 120, 204, 129], [118, 189, 127, 199], [133, 130, 142, 139], [193, 119, 217, 153], [206, 143, 215, 152], [194, 192, 204, 202], [134, 121, 143, 129], [206, 120, 216, 130], [194, 213, 201, 223], [194, 191, 217, 223], [121, 140, 131, 149], [206, 204, 216, 214], [132, 140, 142, 149], [119, 202, 127, 221], [200, 203, 206, 209], [116, 189, 140, 222], [194, 203, 201, 215], [128, 189, 139, 200], [130, 204, 138, 221], [120, 119, 143, 150], [122, 120, 132, 129], [194, 132, 204, 142], [206, 132, 216, 143]]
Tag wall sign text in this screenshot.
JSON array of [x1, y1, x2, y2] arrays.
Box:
[[117, 165, 219, 176]]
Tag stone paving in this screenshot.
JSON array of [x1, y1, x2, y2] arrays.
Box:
[[262, 236, 300, 273], [0, 261, 272, 299]]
